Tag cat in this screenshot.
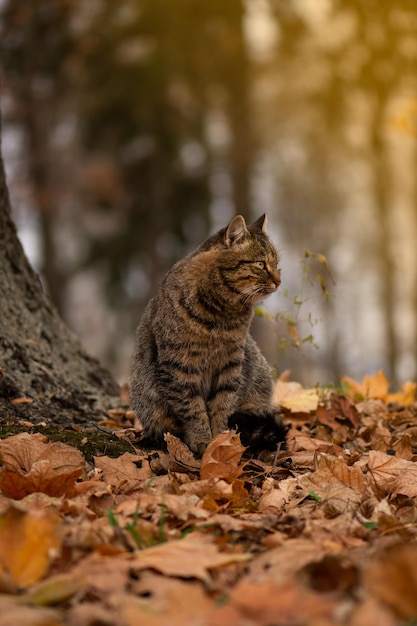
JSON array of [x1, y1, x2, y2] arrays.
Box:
[[130, 214, 287, 457]]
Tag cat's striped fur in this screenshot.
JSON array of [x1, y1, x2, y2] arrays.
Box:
[[130, 214, 286, 457]]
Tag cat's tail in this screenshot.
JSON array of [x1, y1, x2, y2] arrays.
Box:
[[228, 409, 287, 457]]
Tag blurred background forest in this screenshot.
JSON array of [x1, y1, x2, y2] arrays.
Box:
[[1, 0, 417, 387]]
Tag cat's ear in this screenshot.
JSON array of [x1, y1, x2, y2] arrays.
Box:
[[250, 214, 268, 233], [225, 215, 248, 247]]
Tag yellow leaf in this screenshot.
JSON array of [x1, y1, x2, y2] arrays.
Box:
[[0, 505, 62, 588], [342, 372, 416, 406], [24, 573, 83, 606], [273, 379, 319, 413], [341, 370, 390, 401], [387, 381, 417, 407]]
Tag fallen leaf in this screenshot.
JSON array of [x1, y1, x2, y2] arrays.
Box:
[[0, 504, 62, 588], [318, 454, 365, 493], [23, 573, 83, 607], [367, 450, 417, 497], [116, 574, 218, 626], [130, 532, 251, 583], [387, 380, 417, 406], [298, 553, 359, 593], [0, 602, 63, 626], [342, 370, 390, 400], [365, 543, 417, 621], [0, 433, 86, 498], [342, 370, 415, 405], [316, 393, 360, 430], [248, 538, 326, 584], [224, 579, 337, 624], [298, 454, 364, 516], [257, 486, 287, 512], [200, 431, 245, 480], [349, 598, 397, 626], [273, 379, 319, 413], [163, 433, 201, 473], [69, 553, 132, 596], [94, 452, 153, 489]]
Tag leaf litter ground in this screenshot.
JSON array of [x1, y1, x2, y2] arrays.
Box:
[[0, 371, 417, 625]]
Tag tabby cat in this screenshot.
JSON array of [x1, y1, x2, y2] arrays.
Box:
[[130, 214, 286, 457]]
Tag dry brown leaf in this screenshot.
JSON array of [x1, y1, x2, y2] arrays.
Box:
[[0, 602, 63, 626], [0, 504, 62, 588], [117, 492, 209, 523], [69, 553, 132, 596], [23, 573, 83, 607], [299, 453, 365, 494], [318, 454, 365, 493], [365, 543, 417, 621], [248, 538, 326, 585], [0, 433, 86, 498], [94, 452, 153, 489], [317, 393, 360, 430], [130, 532, 251, 583], [348, 598, 397, 626], [257, 487, 287, 512], [367, 450, 417, 497], [224, 579, 337, 624], [66, 603, 118, 626], [164, 433, 201, 473], [291, 435, 342, 453], [298, 454, 365, 516], [258, 476, 299, 512], [273, 379, 319, 413], [200, 431, 245, 480], [116, 574, 217, 626], [182, 478, 235, 499], [297, 553, 359, 593]]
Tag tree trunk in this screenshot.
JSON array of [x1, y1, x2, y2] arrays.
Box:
[[0, 112, 120, 428]]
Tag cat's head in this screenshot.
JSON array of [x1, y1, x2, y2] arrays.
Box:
[[219, 214, 281, 304]]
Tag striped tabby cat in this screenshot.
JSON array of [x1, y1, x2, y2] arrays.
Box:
[[130, 214, 286, 457]]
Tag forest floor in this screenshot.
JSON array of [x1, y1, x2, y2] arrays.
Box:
[[0, 370, 417, 626]]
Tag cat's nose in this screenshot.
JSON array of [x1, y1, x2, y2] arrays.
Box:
[[271, 269, 281, 287]]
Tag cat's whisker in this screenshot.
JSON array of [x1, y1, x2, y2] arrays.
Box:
[[240, 284, 265, 306]]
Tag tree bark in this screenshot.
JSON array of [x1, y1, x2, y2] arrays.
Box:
[[0, 111, 120, 428]]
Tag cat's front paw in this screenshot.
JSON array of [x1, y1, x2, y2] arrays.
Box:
[[187, 439, 209, 459]]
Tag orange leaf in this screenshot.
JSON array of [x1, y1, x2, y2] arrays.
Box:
[[273, 379, 319, 413], [0, 505, 62, 588], [120, 575, 217, 626], [200, 431, 245, 480], [0, 433, 86, 499], [130, 532, 250, 583], [365, 543, 417, 620], [387, 381, 417, 407], [368, 450, 417, 497], [342, 371, 390, 401], [94, 452, 153, 488], [225, 579, 337, 624]]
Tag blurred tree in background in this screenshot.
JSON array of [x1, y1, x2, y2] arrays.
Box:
[[1, 0, 417, 385]]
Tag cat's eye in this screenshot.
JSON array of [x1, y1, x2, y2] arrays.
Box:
[[254, 261, 267, 269]]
